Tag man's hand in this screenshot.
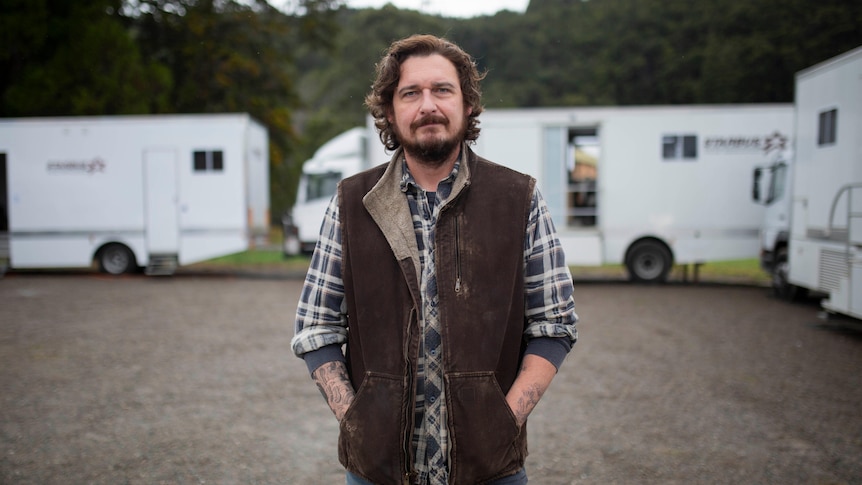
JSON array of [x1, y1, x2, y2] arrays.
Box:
[[505, 354, 557, 427], [312, 361, 355, 422]]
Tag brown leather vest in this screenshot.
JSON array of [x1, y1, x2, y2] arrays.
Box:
[[337, 146, 536, 485]]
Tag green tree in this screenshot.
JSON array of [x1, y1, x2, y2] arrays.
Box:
[[127, 0, 341, 216], [695, 0, 862, 103], [5, 0, 861, 216], [0, 0, 171, 116], [293, 5, 458, 161]]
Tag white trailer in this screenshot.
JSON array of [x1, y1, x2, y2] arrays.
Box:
[[283, 126, 371, 255], [786, 46, 862, 320], [364, 104, 794, 282], [0, 113, 270, 275]]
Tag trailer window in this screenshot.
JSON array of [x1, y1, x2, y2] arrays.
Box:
[[662, 135, 698, 160], [818, 109, 837, 146], [193, 150, 224, 172]]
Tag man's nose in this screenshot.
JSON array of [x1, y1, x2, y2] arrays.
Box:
[[419, 90, 437, 114]]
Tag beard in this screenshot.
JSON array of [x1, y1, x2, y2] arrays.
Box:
[[395, 115, 467, 168]]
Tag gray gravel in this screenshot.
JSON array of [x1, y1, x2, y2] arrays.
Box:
[[1, 272, 861, 484]]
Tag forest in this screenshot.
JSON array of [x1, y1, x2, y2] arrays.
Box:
[[2, 0, 860, 216]]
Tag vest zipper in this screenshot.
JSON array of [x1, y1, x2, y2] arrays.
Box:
[[454, 216, 462, 293], [402, 307, 417, 483]]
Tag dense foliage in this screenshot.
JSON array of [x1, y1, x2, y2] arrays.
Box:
[[2, 0, 860, 216], [0, 0, 340, 215]]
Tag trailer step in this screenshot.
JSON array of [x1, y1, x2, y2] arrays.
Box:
[[145, 254, 178, 276]]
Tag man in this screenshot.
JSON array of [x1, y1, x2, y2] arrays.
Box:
[[292, 34, 578, 485]]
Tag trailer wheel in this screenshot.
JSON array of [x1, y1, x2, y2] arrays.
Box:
[[97, 244, 135, 275], [626, 240, 672, 283], [772, 247, 807, 301]]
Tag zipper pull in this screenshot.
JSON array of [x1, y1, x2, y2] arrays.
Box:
[[454, 216, 462, 293]]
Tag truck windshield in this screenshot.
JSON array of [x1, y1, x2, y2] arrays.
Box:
[[305, 171, 342, 201]]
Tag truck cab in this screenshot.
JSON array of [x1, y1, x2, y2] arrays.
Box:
[[752, 153, 801, 298], [283, 127, 370, 255]]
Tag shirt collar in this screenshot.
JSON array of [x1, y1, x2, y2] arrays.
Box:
[[400, 155, 462, 193]]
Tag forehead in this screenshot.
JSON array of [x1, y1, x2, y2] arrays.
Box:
[[397, 54, 460, 87]]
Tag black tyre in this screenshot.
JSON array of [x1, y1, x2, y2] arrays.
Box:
[[626, 240, 673, 283], [97, 244, 135, 275], [772, 247, 807, 301]]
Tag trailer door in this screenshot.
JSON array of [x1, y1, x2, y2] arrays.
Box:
[[143, 149, 179, 254], [543, 125, 603, 266], [542, 126, 568, 230]]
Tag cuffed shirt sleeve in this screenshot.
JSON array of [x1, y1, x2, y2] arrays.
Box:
[[522, 187, 579, 368], [290, 194, 349, 375]]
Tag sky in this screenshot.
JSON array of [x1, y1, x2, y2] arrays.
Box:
[[342, 0, 529, 18]]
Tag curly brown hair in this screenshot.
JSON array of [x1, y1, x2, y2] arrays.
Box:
[[364, 34, 486, 151]]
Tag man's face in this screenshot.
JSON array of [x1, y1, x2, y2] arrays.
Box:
[[388, 54, 471, 166]]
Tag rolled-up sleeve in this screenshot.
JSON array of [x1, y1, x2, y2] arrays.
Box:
[[522, 187, 579, 370], [291, 194, 349, 374]]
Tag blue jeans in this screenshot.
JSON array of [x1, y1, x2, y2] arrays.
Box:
[[346, 468, 528, 484]]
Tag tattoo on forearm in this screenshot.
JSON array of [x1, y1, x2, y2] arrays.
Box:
[[513, 384, 543, 427], [312, 362, 355, 422]]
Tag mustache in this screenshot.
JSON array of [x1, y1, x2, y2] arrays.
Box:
[[411, 115, 449, 130]]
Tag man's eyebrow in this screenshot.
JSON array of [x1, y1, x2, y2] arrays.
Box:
[[396, 81, 457, 95], [432, 81, 457, 90], [396, 84, 419, 95]]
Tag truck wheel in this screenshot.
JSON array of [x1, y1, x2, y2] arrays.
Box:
[[98, 244, 135, 275], [772, 247, 807, 301], [626, 240, 672, 283], [283, 232, 300, 257]]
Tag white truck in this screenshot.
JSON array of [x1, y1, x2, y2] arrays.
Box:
[[283, 126, 371, 255], [294, 104, 794, 282], [751, 150, 796, 296], [0, 113, 270, 275], [782, 46, 862, 320]]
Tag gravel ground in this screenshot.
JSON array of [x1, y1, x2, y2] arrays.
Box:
[[1, 271, 861, 484]]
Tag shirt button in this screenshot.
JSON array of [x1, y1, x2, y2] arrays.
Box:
[[430, 349, 437, 356], [429, 396, 436, 403]]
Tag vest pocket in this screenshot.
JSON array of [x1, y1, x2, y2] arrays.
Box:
[[338, 372, 406, 484], [445, 371, 525, 483]]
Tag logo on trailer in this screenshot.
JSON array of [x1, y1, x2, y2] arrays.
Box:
[[47, 157, 106, 174], [704, 131, 788, 155], [762, 131, 788, 155]]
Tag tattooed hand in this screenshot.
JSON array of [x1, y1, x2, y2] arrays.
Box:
[[312, 361, 356, 422], [511, 384, 542, 428], [505, 354, 557, 428]]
